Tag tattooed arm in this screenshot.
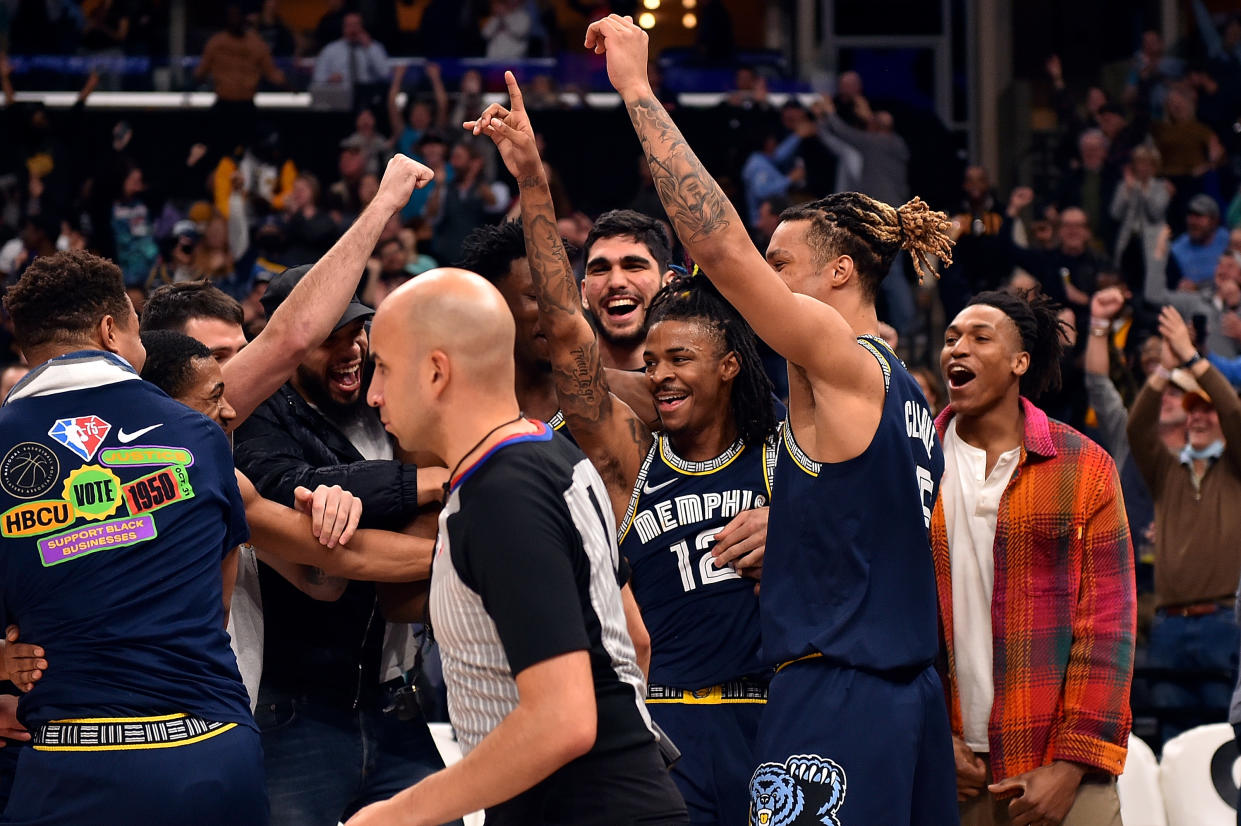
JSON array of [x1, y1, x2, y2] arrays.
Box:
[[465, 72, 652, 517], [585, 15, 865, 385]]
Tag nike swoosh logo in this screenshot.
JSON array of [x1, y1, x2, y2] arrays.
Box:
[[117, 424, 163, 443], [642, 478, 676, 495]]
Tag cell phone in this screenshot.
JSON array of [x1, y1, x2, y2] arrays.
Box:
[[1192, 313, 1208, 347]]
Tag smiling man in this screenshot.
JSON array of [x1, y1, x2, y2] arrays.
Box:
[[580, 210, 676, 370], [935, 289, 1134, 826]]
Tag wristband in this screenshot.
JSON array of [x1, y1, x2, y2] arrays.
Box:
[[1180, 352, 1203, 370]]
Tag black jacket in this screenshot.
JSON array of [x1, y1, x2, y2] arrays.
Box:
[[233, 383, 420, 530], [233, 382, 422, 707]]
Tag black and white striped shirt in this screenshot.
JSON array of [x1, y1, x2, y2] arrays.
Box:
[[430, 424, 654, 756]]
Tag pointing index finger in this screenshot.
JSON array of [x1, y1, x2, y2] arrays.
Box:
[[504, 70, 525, 114]]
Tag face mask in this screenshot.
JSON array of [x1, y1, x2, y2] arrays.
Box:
[[1181, 439, 1224, 464]]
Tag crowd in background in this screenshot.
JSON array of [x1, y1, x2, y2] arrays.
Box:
[[3, 0, 1241, 750]]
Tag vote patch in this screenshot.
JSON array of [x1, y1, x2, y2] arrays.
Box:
[[62, 465, 123, 521], [0, 442, 60, 500]]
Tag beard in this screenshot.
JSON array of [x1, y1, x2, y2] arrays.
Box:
[[295, 363, 364, 424], [589, 308, 648, 351]]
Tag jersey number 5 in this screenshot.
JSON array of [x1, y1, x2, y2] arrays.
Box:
[[669, 528, 741, 592]]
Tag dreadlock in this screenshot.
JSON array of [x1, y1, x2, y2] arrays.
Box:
[[966, 289, 1066, 400], [646, 270, 777, 447], [780, 193, 954, 300]]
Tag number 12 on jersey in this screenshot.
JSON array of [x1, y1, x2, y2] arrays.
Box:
[[669, 527, 741, 592]]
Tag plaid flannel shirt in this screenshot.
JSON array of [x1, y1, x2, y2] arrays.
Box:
[[931, 399, 1136, 781]]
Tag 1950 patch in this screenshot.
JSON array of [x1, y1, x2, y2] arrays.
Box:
[[0, 442, 60, 500]]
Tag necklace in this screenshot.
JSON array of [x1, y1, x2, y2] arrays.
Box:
[[443, 413, 526, 498]]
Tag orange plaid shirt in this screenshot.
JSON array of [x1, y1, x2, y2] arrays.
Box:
[[932, 399, 1136, 781]]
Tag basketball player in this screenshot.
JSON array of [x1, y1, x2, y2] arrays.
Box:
[[469, 72, 777, 824], [351, 268, 687, 824], [587, 15, 959, 824]]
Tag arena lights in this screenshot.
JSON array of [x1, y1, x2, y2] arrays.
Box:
[[638, 11, 656, 28], [682, 12, 697, 27], [643, 0, 660, 9], [683, 0, 696, 8]]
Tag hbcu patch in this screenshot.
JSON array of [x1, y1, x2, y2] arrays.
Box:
[[48, 416, 111, 462], [0, 442, 60, 500], [1, 499, 74, 538]]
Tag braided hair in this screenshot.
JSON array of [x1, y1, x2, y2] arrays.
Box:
[[966, 289, 1067, 399], [646, 270, 777, 447], [780, 193, 954, 300]]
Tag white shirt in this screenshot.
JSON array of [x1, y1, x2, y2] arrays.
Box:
[[312, 38, 390, 85], [942, 418, 1021, 751]]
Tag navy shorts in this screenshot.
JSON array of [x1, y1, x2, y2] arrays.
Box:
[[648, 697, 763, 826], [2, 722, 267, 825], [749, 660, 958, 826]]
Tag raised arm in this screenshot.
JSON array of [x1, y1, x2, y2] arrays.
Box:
[[467, 72, 652, 516], [223, 154, 433, 426], [584, 15, 868, 383]]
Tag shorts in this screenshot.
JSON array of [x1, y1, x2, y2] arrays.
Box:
[[2, 718, 266, 825], [486, 740, 689, 826], [647, 681, 765, 826], [750, 660, 958, 826]]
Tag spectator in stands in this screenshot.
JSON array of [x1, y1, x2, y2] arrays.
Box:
[[312, 12, 390, 100], [0, 363, 28, 398], [388, 63, 448, 158], [1170, 194, 1231, 289], [330, 137, 370, 217], [1003, 187, 1102, 309], [942, 165, 1007, 319], [1056, 129, 1118, 246], [740, 127, 804, 226], [936, 290, 1133, 826], [1152, 86, 1226, 223], [817, 93, 909, 217], [750, 194, 789, 251], [80, 0, 130, 87], [282, 173, 341, 265], [111, 165, 158, 289], [426, 141, 498, 265], [1125, 29, 1184, 118], [1128, 305, 1241, 738], [343, 109, 390, 177], [1111, 144, 1171, 289], [482, 0, 532, 59], [832, 70, 868, 129], [196, 4, 287, 157]]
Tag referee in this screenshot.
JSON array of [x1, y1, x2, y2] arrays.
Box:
[[349, 268, 687, 826]]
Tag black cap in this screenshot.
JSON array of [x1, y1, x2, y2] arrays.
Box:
[[260, 264, 374, 330]]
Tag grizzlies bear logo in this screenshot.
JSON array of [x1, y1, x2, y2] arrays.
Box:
[[749, 754, 846, 826]]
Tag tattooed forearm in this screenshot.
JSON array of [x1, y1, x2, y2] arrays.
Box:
[[624, 95, 736, 245], [524, 212, 582, 318]]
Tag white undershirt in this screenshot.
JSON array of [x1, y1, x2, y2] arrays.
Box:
[[942, 418, 1021, 751]]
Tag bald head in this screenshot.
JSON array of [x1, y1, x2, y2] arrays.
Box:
[[386, 268, 515, 377], [368, 268, 519, 454]]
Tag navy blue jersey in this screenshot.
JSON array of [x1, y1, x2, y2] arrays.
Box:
[[618, 434, 778, 689], [761, 336, 944, 673], [0, 352, 253, 729], [548, 410, 577, 447]]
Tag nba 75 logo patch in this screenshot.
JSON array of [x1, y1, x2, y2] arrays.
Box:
[[48, 416, 112, 462]]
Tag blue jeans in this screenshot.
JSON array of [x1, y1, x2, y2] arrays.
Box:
[[1149, 609, 1240, 742], [255, 692, 458, 826]]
